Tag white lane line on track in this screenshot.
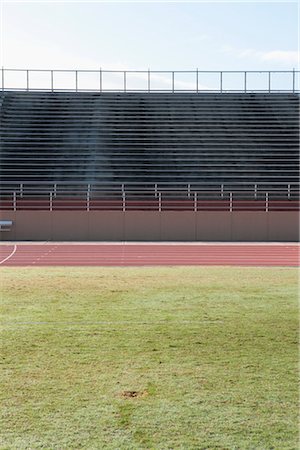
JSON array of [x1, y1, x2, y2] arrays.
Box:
[[0, 245, 17, 265]]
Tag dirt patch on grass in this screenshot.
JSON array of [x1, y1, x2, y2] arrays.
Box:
[[120, 390, 148, 399]]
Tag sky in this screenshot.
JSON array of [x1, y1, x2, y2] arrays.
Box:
[[0, 1, 298, 91]]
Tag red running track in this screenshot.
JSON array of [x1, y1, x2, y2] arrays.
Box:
[[0, 243, 299, 267]]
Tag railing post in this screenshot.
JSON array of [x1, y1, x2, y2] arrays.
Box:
[[87, 192, 89, 211], [196, 68, 198, 93], [50, 192, 53, 211], [87, 184, 90, 211], [75, 70, 78, 92], [229, 192, 232, 212], [100, 68, 102, 92], [122, 191, 126, 212], [124, 71, 126, 92], [288, 184, 290, 199], [158, 192, 162, 212], [54, 183, 57, 198], [51, 70, 54, 92], [13, 192, 16, 211], [188, 183, 191, 198], [220, 71, 223, 93], [194, 192, 197, 212], [244, 71, 247, 93], [172, 71, 175, 93], [154, 183, 157, 198], [221, 184, 224, 198], [1, 67, 4, 91], [268, 71, 271, 93], [292, 68, 295, 93], [26, 70, 29, 91], [265, 192, 268, 212], [254, 184, 257, 199], [148, 68, 150, 92], [20, 183, 23, 198]]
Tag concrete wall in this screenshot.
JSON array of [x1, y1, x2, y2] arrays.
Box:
[[0, 210, 299, 242]]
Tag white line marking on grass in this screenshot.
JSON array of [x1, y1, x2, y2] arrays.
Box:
[[0, 245, 17, 265]]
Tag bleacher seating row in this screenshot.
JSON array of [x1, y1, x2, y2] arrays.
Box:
[[0, 91, 299, 209]]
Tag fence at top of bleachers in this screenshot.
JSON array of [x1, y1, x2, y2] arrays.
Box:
[[1, 69, 299, 93]]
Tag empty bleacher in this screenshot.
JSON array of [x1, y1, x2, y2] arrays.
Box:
[[0, 91, 299, 210]]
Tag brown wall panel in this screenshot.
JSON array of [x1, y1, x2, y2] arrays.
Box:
[[231, 212, 268, 241], [124, 212, 160, 241], [89, 212, 124, 241], [268, 212, 299, 242], [52, 212, 89, 240], [0, 211, 16, 241], [0, 210, 298, 242], [196, 212, 231, 241], [161, 212, 196, 241], [15, 211, 52, 240]]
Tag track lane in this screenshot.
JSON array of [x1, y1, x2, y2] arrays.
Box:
[[0, 243, 299, 266], [0, 245, 17, 265]]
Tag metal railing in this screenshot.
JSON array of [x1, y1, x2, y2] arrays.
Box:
[[1, 68, 299, 93], [0, 182, 299, 212]]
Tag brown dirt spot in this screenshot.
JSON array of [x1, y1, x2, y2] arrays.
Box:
[[120, 390, 148, 399]]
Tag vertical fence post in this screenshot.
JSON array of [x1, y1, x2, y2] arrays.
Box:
[[75, 70, 78, 92], [51, 70, 54, 92], [154, 183, 157, 198], [158, 192, 162, 212], [244, 71, 247, 93], [268, 71, 271, 93], [50, 192, 53, 211], [54, 183, 57, 198], [13, 192, 16, 211], [254, 184, 257, 199], [288, 184, 290, 199], [292, 68, 295, 93], [26, 70, 29, 91], [265, 192, 268, 212], [188, 184, 191, 198], [229, 192, 233, 212], [148, 68, 150, 92], [172, 71, 175, 93], [87, 184, 90, 211], [122, 191, 126, 212], [99, 68, 102, 92], [221, 184, 224, 198], [194, 192, 197, 212], [196, 68, 198, 93], [220, 71, 223, 93], [124, 71, 126, 92], [20, 183, 23, 198], [1, 67, 4, 91]]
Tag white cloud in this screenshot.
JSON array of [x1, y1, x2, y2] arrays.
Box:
[[260, 50, 298, 65], [221, 45, 299, 67]]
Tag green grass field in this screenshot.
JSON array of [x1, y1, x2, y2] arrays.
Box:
[[1, 267, 299, 449]]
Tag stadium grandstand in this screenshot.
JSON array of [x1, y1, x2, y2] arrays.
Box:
[[0, 68, 299, 241]]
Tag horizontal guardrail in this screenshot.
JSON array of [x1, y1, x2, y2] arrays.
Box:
[[0, 181, 299, 194], [0, 182, 299, 211], [1, 69, 299, 93], [0, 197, 299, 212]]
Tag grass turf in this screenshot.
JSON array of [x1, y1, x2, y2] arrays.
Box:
[[0, 267, 298, 449]]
